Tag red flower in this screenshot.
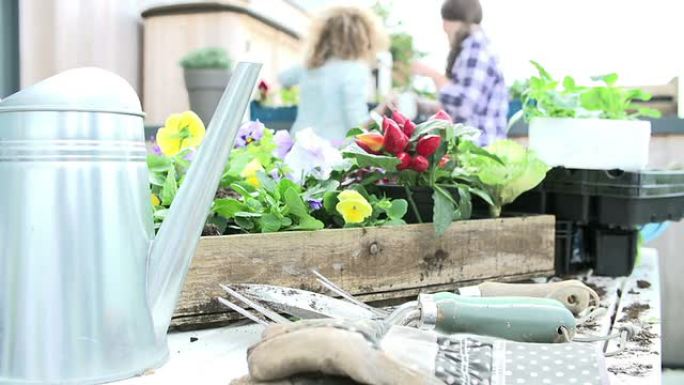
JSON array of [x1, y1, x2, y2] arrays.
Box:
[[258, 80, 270, 92], [402, 119, 416, 137], [392, 110, 408, 126], [382, 116, 400, 133], [416, 135, 442, 157], [430, 110, 452, 122], [396, 152, 411, 170], [438, 155, 450, 168], [355, 132, 384, 154], [410, 155, 430, 173], [382, 117, 409, 154]]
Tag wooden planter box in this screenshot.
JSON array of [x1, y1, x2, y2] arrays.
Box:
[[171, 215, 556, 329]]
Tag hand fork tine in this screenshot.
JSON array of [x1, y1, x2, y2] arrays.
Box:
[[219, 284, 292, 324], [310, 269, 389, 317]]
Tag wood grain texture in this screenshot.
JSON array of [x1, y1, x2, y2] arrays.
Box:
[[171, 215, 555, 328]]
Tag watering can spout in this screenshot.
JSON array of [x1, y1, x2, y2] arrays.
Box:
[[146, 62, 262, 338]]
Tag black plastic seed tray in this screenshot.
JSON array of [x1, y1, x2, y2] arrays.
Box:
[[554, 222, 639, 277], [505, 168, 684, 227]]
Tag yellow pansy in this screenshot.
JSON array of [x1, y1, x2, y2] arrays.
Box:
[[156, 111, 206, 156], [336, 190, 372, 224], [240, 159, 264, 187], [151, 193, 161, 207]]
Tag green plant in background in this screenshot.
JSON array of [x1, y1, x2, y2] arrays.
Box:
[[508, 79, 529, 100], [372, 1, 425, 89], [515, 61, 661, 124], [179, 47, 232, 70], [280, 86, 300, 107]]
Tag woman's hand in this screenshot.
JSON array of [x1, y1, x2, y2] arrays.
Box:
[[411, 61, 437, 77], [412, 61, 449, 89]]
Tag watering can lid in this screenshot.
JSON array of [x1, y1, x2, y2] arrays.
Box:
[[0, 67, 145, 117]]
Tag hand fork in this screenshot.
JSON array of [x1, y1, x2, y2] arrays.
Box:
[[217, 277, 578, 343]]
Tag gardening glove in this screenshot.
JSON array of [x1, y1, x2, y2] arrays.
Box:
[[234, 319, 610, 385], [238, 319, 442, 385]]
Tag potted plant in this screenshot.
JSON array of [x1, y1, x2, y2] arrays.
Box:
[[512, 61, 661, 171], [180, 47, 232, 125], [345, 110, 549, 234]]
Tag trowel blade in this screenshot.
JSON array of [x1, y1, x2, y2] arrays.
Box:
[[230, 284, 376, 321]]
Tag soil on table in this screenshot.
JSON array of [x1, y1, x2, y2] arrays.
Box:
[[584, 281, 607, 298], [636, 280, 652, 289], [619, 303, 650, 322], [608, 363, 653, 377]]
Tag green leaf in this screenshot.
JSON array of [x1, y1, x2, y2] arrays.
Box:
[[278, 178, 301, 197], [283, 187, 310, 218], [259, 213, 282, 233], [635, 107, 661, 118], [432, 188, 454, 236], [147, 155, 174, 172], [234, 216, 255, 230], [345, 127, 365, 138], [292, 215, 325, 231], [530, 60, 553, 80], [235, 211, 262, 218], [160, 167, 177, 206], [458, 140, 505, 165], [280, 217, 293, 227], [343, 146, 401, 170], [153, 208, 169, 220], [230, 183, 254, 199], [257, 171, 277, 195], [387, 199, 408, 220], [592, 73, 618, 86], [245, 198, 264, 212], [323, 191, 339, 214], [149, 171, 167, 186], [213, 198, 246, 218]]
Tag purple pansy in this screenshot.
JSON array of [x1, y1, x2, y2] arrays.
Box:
[[152, 143, 162, 155], [308, 199, 323, 211], [273, 130, 294, 159], [234, 120, 265, 148]]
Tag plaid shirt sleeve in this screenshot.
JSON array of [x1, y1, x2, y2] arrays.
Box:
[[438, 32, 507, 145]]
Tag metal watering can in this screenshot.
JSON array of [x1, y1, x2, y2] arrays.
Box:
[[0, 63, 261, 384]]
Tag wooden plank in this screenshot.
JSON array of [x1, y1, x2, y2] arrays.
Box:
[[605, 249, 662, 384], [171, 215, 555, 328]]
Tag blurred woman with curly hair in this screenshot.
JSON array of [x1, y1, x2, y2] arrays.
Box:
[[279, 6, 389, 143]]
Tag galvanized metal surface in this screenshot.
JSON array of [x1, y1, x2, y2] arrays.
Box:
[[0, 63, 261, 384]]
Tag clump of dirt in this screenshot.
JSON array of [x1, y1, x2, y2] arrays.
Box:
[[627, 289, 640, 295], [202, 223, 222, 236], [636, 280, 652, 289], [632, 327, 657, 348], [619, 303, 650, 322], [608, 363, 652, 377], [585, 282, 607, 298], [190, 337, 198, 343], [215, 188, 239, 199]]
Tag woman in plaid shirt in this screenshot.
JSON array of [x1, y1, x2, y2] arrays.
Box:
[[413, 0, 508, 145]]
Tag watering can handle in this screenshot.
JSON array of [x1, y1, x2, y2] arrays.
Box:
[[426, 292, 576, 343]]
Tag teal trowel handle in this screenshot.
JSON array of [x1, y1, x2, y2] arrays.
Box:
[[427, 292, 576, 343]]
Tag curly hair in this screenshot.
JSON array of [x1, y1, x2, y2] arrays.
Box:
[[305, 6, 388, 69]]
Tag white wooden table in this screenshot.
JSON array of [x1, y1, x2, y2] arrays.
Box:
[[120, 249, 662, 385]]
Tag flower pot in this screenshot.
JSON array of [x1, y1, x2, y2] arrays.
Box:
[[376, 185, 471, 223], [528, 117, 651, 171], [249, 101, 298, 131], [183, 68, 231, 125]]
